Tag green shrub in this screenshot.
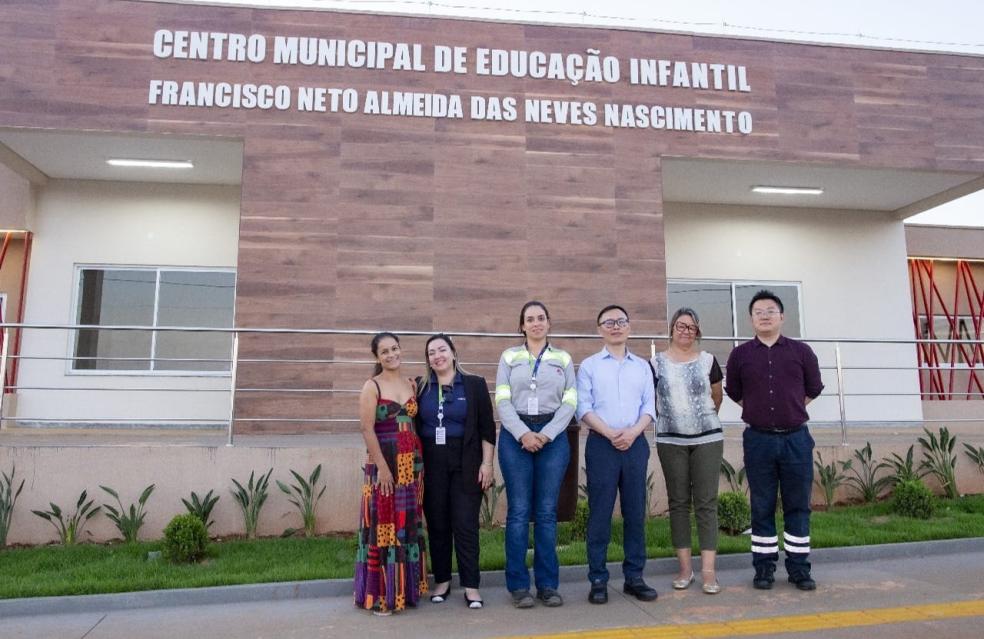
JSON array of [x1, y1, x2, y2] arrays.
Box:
[[718, 491, 751, 535], [570, 499, 589, 541], [100, 484, 155, 543], [918, 426, 959, 499], [31, 490, 101, 545], [892, 480, 936, 519], [276, 464, 326, 538], [163, 513, 209, 563]]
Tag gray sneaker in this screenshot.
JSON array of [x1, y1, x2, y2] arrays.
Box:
[[511, 589, 535, 609], [536, 588, 564, 607]]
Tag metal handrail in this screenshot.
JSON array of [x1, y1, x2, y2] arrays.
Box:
[[1, 323, 982, 447]]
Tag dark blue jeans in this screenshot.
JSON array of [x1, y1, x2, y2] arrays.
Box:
[[498, 417, 570, 592], [585, 432, 650, 585], [743, 426, 814, 580]]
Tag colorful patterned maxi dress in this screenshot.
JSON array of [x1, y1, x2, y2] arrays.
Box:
[[354, 393, 428, 612]]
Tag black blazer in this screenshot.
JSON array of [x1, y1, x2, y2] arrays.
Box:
[[415, 372, 497, 494]]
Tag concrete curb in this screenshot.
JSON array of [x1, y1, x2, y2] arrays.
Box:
[[1, 537, 981, 618]]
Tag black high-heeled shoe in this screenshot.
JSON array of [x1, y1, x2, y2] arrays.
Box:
[[430, 584, 451, 603], [464, 592, 484, 609]]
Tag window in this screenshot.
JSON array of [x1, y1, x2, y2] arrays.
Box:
[[73, 267, 235, 373], [917, 314, 982, 366], [667, 280, 802, 364]]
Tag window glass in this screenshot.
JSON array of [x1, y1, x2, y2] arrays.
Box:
[[155, 271, 235, 371], [74, 269, 155, 370], [667, 280, 802, 366], [735, 284, 801, 338], [72, 267, 234, 373]]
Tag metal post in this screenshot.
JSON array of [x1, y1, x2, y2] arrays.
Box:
[[0, 327, 9, 430], [226, 332, 240, 447], [834, 343, 847, 446]]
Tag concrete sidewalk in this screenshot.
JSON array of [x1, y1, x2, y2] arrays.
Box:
[[5, 539, 984, 639]]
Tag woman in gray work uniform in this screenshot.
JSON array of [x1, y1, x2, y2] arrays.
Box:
[[495, 300, 577, 609]]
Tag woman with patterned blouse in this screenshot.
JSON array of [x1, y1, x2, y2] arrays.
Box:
[[651, 308, 725, 595]]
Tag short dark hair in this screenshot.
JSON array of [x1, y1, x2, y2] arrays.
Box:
[[597, 304, 629, 325], [749, 290, 784, 315], [518, 300, 550, 335]]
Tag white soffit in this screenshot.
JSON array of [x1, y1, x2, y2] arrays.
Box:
[[0, 129, 243, 185], [662, 158, 979, 212]]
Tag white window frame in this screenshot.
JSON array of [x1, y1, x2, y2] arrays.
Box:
[[67, 264, 236, 377], [666, 279, 805, 340], [916, 313, 982, 370]]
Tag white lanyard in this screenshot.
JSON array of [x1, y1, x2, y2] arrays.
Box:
[[435, 382, 447, 445]]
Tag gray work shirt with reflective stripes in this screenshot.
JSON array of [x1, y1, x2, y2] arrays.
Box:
[[495, 344, 577, 442]]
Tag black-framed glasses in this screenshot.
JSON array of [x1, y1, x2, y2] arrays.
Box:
[[599, 318, 629, 329], [673, 323, 698, 334]]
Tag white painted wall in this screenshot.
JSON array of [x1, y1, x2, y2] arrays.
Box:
[[664, 202, 922, 424], [14, 180, 240, 425]]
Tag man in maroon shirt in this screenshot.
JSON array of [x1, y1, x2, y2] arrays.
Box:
[[725, 290, 823, 592]]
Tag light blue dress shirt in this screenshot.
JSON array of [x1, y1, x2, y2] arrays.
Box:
[[575, 347, 657, 429]]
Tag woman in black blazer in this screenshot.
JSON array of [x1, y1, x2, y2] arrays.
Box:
[[415, 333, 496, 609]]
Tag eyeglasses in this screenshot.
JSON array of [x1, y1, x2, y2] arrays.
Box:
[[673, 323, 698, 334], [599, 318, 629, 329], [752, 309, 781, 318]]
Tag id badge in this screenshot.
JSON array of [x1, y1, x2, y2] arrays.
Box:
[[527, 396, 539, 416], [435, 426, 447, 445]]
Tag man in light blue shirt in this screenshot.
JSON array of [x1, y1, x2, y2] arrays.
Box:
[[576, 304, 658, 604]]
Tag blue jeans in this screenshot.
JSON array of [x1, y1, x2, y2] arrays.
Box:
[[585, 432, 650, 585], [743, 426, 814, 580], [498, 417, 570, 592]]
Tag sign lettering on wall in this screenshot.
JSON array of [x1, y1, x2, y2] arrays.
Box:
[[149, 30, 755, 135]]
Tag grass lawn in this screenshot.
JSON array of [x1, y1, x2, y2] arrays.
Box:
[[2, 495, 982, 599]]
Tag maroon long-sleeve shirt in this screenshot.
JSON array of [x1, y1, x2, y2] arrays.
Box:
[[725, 335, 824, 430]]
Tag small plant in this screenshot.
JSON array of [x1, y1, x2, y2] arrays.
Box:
[[182, 489, 220, 531], [277, 464, 327, 538], [964, 443, 984, 477], [480, 480, 505, 530], [570, 498, 589, 541], [163, 513, 209, 563], [882, 445, 922, 486], [645, 470, 658, 517], [31, 490, 101, 545], [1, 464, 25, 547], [892, 479, 936, 519], [814, 452, 846, 509], [100, 484, 155, 543], [231, 468, 272, 539], [839, 442, 892, 503], [918, 426, 959, 498], [720, 458, 747, 494], [717, 491, 751, 535]]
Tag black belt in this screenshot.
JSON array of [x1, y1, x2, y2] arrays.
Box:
[[750, 424, 805, 435], [518, 413, 555, 426]]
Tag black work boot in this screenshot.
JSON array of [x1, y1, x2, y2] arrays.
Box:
[[753, 563, 776, 590]]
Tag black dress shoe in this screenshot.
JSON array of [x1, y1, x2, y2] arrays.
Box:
[[588, 581, 608, 604], [623, 578, 658, 601], [753, 564, 776, 590], [788, 575, 817, 591]]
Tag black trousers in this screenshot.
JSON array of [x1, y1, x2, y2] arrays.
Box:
[[422, 438, 483, 588]]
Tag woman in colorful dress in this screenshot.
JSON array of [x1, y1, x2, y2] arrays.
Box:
[[651, 308, 725, 595], [415, 334, 496, 609], [495, 301, 577, 609], [354, 332, 428, 615]]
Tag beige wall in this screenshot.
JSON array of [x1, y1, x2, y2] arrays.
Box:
[[0, 161, 32, 231], [906, 225, 984, 261], [14, 180, 241, 424], [3, 424, 983, 543], [664, 203, 921, 424]]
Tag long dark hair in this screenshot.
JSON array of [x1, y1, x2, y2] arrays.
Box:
[[518, 300, 550, 337], [417, 333, 467, 397], [370, 332, 400, 376]]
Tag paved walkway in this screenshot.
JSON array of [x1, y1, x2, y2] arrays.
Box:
[[6, 543, 984, 639]]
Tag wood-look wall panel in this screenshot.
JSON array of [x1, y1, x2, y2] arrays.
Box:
[[5, 0, 984, 431]]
